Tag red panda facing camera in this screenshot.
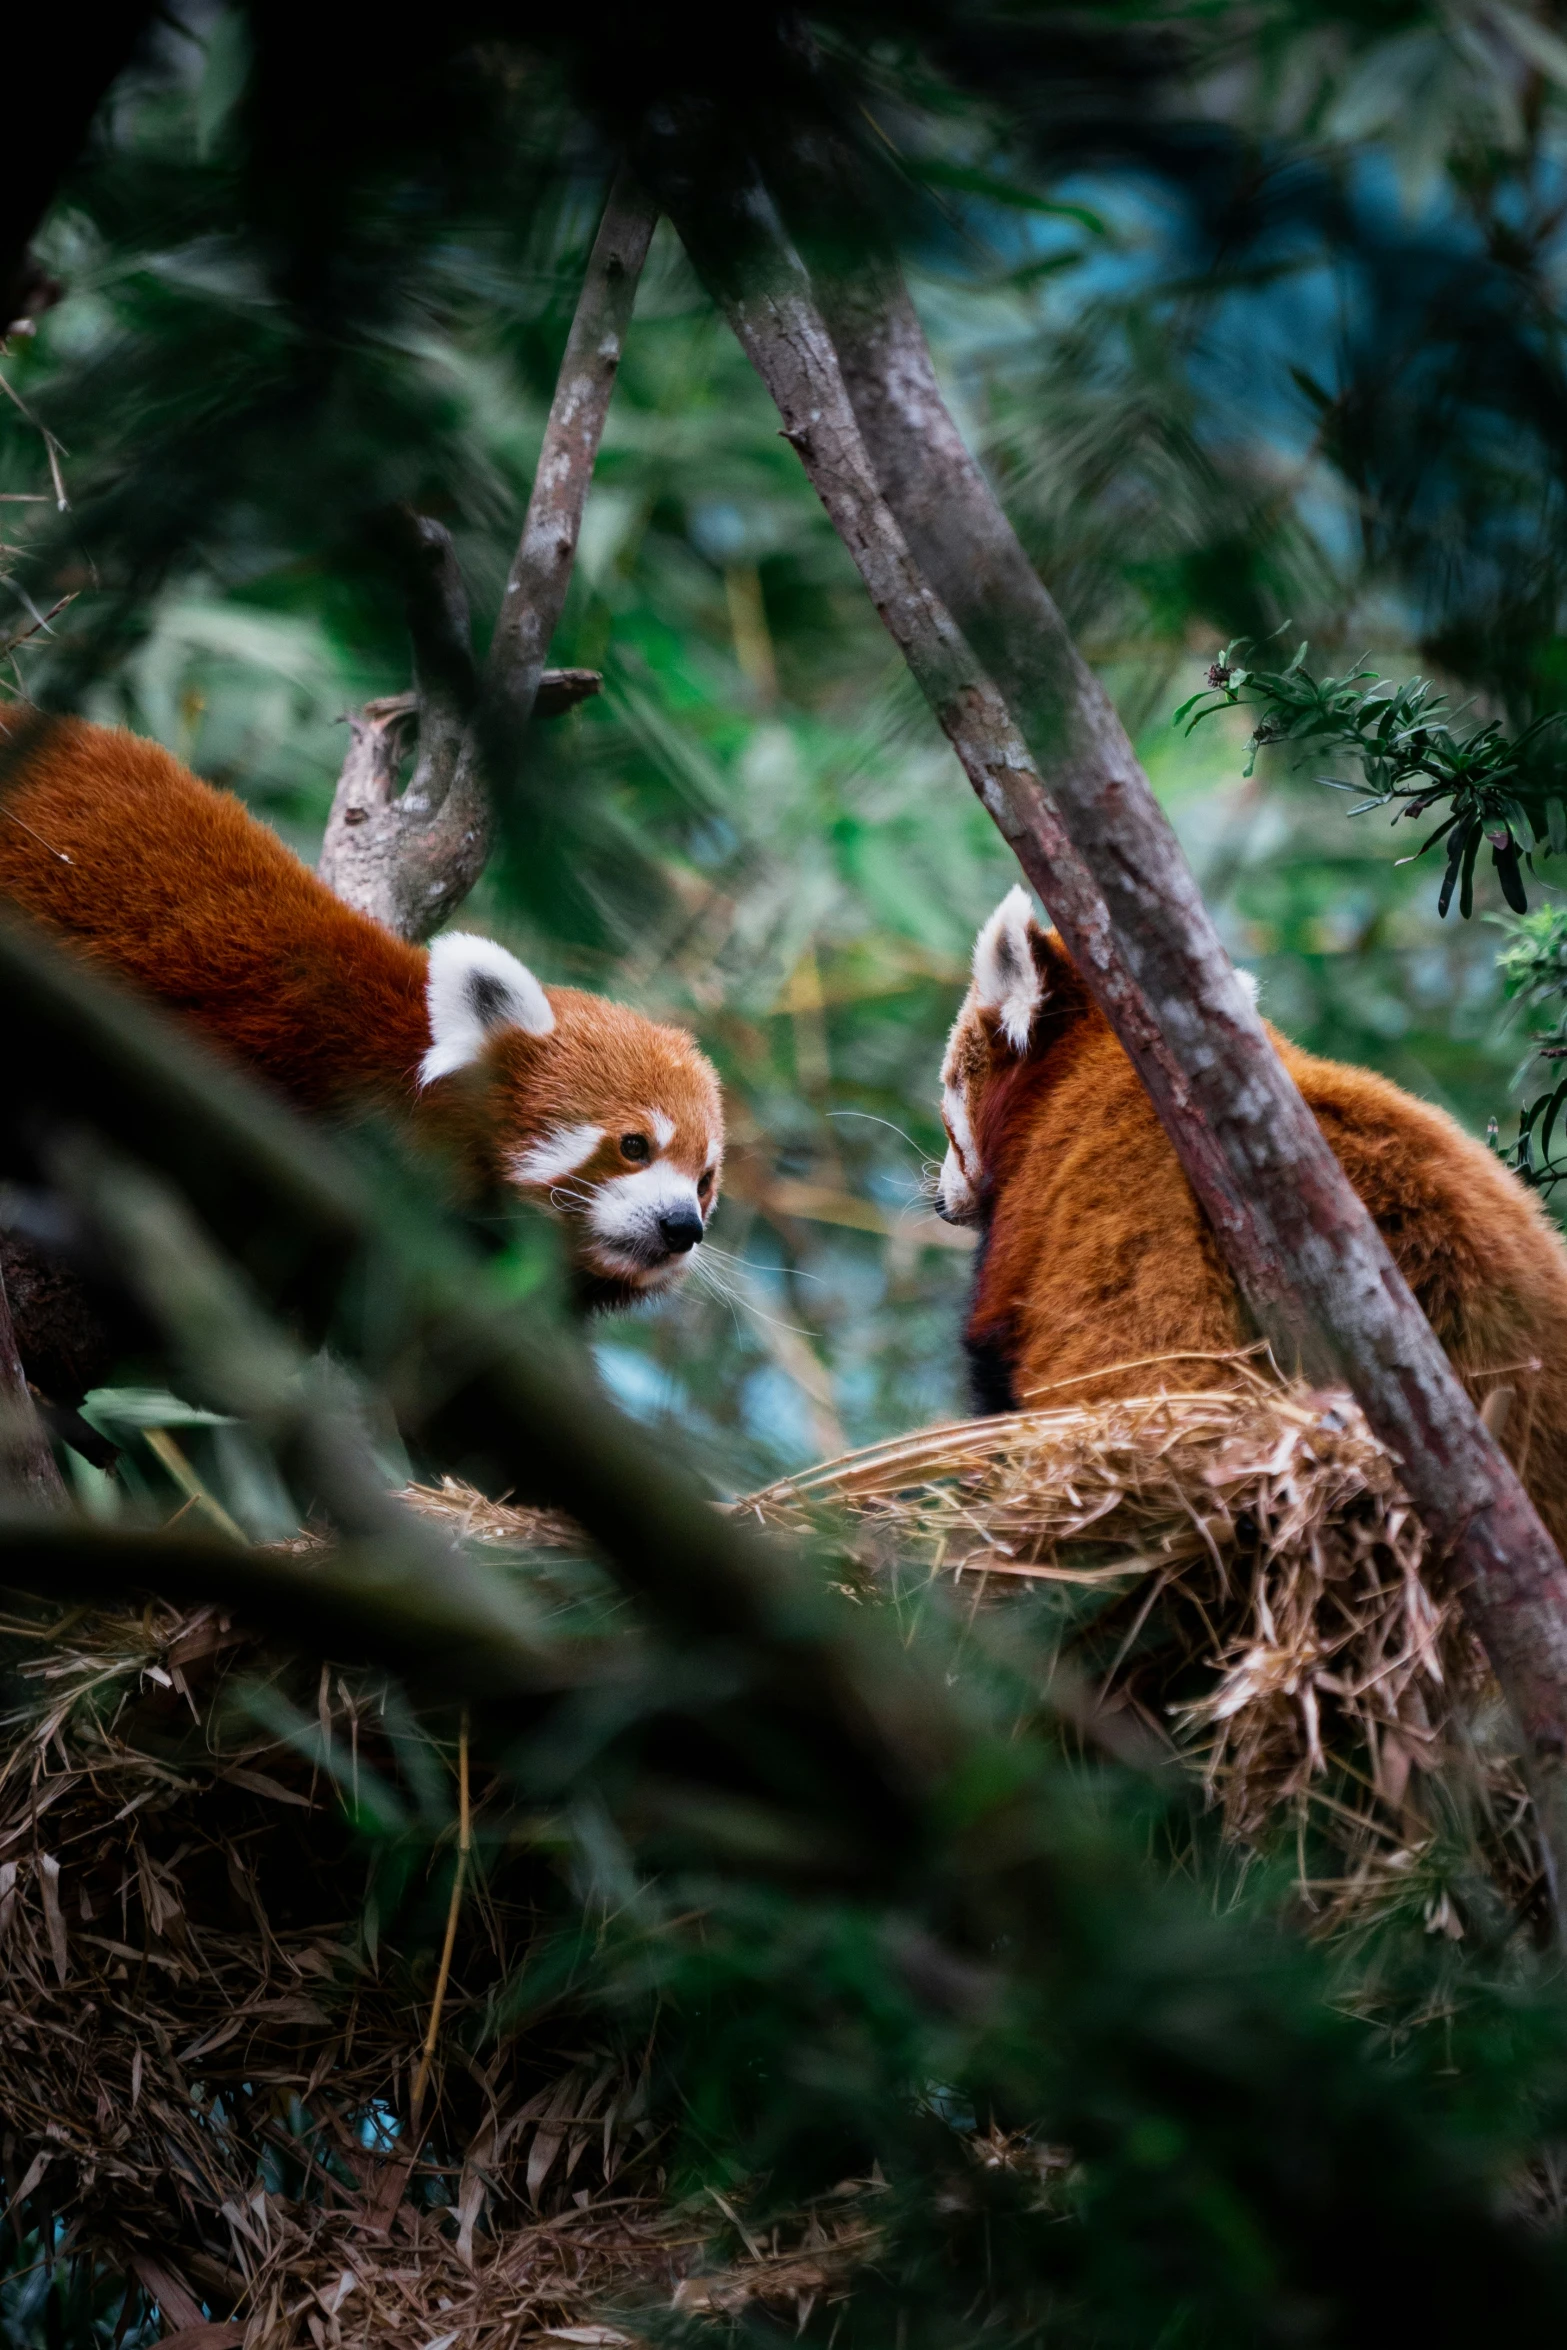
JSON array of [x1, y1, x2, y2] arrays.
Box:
[[937, 884, 1567, 1553], [0, 710, 723, 1310]]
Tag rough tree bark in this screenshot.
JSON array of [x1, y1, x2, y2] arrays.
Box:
[[654, 165, 1567, 1917], [319, 169, 657, 941]]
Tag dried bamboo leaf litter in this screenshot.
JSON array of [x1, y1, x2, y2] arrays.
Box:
[[0, 1598, 708, 2350], [734, 1377, 1538, 1926], [0, 1378, 1541, 2347]]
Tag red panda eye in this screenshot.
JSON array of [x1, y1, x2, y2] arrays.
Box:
[[620, 1133, 651, 1163], [697, 1168, 713, 1196]]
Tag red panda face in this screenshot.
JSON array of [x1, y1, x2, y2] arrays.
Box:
[[936, 887, 1048, 1226], [420, 934, 723, 1305], [936, 889, 1262, 1228]]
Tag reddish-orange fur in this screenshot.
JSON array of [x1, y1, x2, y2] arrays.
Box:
[[945, 921, 1567, 1552], [0, 712, 723, 1299], [0, 711, 432, 1111]]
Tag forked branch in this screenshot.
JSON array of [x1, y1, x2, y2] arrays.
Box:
[[319, 168, 656, 940]]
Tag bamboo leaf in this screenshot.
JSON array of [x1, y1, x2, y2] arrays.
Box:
[[1459, 823, 1482, 918]]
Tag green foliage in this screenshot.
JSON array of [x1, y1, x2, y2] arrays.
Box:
[[1181, 642, 1567, 1192], [1495, 906, 1567, 1197], [13, 2, 1567, 2342], [0, 2238, 156, 2350], [1179, 639, 1567, 920], [9, 3, 1555, 1478]]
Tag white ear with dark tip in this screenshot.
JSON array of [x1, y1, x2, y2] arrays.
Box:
[[420, 932, 555, 1087], [971, 885, 1044, 1052]]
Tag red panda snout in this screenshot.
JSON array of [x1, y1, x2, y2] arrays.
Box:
[[420, 936, 725, 1305]]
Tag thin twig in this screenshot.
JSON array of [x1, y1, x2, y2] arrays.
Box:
[[481, 167, 657, 737], [410, 1712, 470, 2129], [0, 370, 68, 510], [142, 1427, 246, 1545]]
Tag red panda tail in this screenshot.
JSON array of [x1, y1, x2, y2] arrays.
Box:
[[0, 709, 430, 1115]]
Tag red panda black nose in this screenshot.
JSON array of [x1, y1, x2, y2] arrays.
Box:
[[658, 1209, 704, 1255]]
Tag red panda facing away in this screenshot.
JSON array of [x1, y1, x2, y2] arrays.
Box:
[[0, 712, 724, 1310], [937, 885, 1567, 1554]]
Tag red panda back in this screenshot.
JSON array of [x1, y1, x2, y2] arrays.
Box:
[[962, 967, 1567, 1554], [0, 710, 429, 1114]]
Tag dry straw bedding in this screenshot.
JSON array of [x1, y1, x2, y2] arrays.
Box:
[[0, 1578, 872, 2350], [736, 1370, 1537, 1929], [0, 1373, 1535, 2347]]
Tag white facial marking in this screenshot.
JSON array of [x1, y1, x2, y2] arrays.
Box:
[[509, 1123, 605, 1186], [588, 1163, 707, 1278], [971, 885, 1043, 1053], [937, 1143, 979, 1224], [420, 932, 555, 1087], [650, 1109, 675, 1149], [1235, 967, 1260, 1008], [942, 1082, 977, 1180]]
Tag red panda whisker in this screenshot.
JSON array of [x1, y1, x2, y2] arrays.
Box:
[[686, 1254, 819, 1340], [547, 1185, 594, 1215], [698, 1242, 828, 1288], [826, 1108, 930, 1162], [687, 1259, 746, 1341]]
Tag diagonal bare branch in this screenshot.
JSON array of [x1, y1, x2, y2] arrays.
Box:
[[482, 166, 658, 739], [318, 171, 655, 941]]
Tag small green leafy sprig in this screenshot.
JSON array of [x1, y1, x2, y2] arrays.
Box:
[[1494, 907, 1567, 1196], [1176, 640, 1567, 918]]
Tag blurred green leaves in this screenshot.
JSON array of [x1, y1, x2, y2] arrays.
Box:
[[8, 0, 1567, 1484]]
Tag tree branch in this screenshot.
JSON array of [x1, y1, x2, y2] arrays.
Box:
[[656, 159, 1567, 1926], [317, 170, 654, 941], [0, 1518, 583, 1707], [482, 167, 657, 738]]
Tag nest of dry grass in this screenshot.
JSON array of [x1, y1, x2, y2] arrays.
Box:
[[735, 1371, 1538, 1932], [414, 1373, 1539, 1929], [0, 1373, 1538, 2349]]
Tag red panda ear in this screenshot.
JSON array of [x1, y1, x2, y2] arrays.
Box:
[[971, 885, 1045, 1052], [420, 933, 555, 1086]]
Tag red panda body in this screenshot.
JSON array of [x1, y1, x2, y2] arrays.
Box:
[[0, 711, 724, 1308], [0, 711, 430, 1114], [938, 889, 1567, 1554]]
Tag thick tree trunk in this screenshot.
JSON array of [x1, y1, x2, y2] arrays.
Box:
[[659, 173, 1567, 1920], [318, 171, 655, 941]]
